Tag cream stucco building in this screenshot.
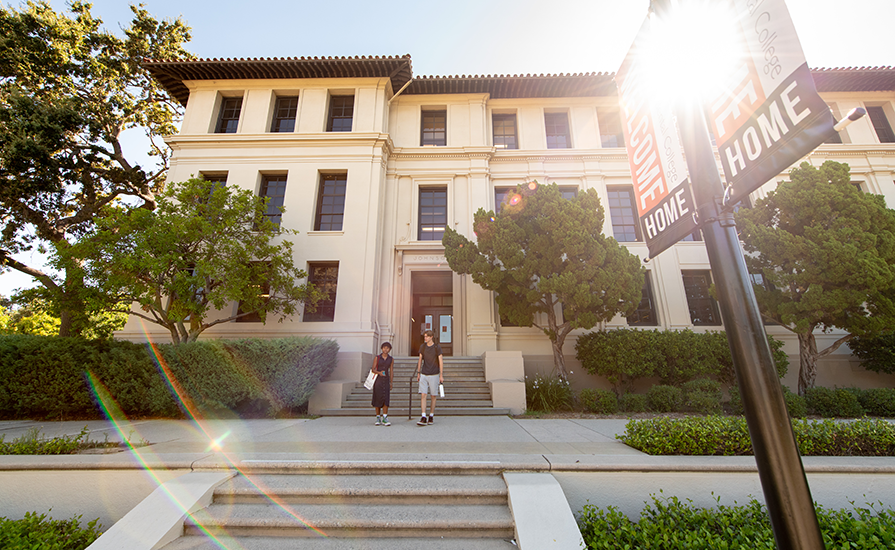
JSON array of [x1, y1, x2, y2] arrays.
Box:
[[130, 57, 895, 401]]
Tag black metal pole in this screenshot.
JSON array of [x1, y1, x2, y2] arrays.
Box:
[[676, 99, 825, 549]]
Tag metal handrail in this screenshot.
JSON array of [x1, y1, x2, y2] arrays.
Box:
[[408, 370, 416, 419]]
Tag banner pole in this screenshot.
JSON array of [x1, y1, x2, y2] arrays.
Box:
[[676, 98, 825, 549]]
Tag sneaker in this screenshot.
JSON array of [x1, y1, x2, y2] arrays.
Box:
[[382, 417, 391, 426], [375, 416, 382, 426], [428, 415, 434, 425], [417, 416, 428, 426]]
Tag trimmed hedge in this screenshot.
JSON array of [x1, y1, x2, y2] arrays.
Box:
[[647, 384, 683, 413], [579, 388, 618, 414], [575, 328, 788, 395], [806, 387, 866, 418], [0, 512, 102, 550], [579, 496, 895, 549], [0, 335, 338, 419], [619, 393, 648, 413], [728, 385, 807, 418], [617, 416, 895, 456]]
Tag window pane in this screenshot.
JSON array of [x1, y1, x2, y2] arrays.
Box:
[[216, 97, 243, 134], [867, 106, 895, 143], [682, 270, 721, 325], [271, 96, 298, 133], [545, 112, 571, 149], [493, 114, 518, 149], [607, 186, 641, 242], [598, 109, 625, 148], [305, 263, 339, 322], [419, 187, 447, 240], [559, 186, 578, 200], [259, 175, 287, 226], [315, 174, 347, 231], [327, 96, 354, 132], [627, 275, 658, 326], [421, 110, 447, 146]]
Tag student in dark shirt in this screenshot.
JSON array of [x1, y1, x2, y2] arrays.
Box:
[[416, 330, 443, 426], [371, 342, 393, 426]]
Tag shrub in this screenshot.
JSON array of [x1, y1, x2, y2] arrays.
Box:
[[0, 511, 102, 550], [578, 388, 617, 414], [617, 416, 895, 456], [849, 331, 895, 375], [0, 335, 338, 419], [646, 385, 683, 413], [805, 387, 865, 418], [578, 496, 895, 549], [619, 393, 648, 413], [859, 388, 895, 417], [525, 373, 573, 412], [728, 385, 807, 418], [575, 329, 664, 395], [681, 379, 722, 415]]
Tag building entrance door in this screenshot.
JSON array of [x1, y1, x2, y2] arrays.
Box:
[[410, 272, 453, 357]]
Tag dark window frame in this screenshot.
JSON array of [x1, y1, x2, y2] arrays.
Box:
[[866, 105, 895, 143], [418, 187, 447, 241], [492, 113, 518, 150], [682, 270, 722, 326], [314, 173, 347, 231], [270, 96, 298, 133], [327, 95, 355, 132], [421, 110, 447, 146], [305, 262, 339, 322], [607, 186, 642, 242], [216, 97, 243, 134], [627, 274, 658, 326], [597, 109, 625, 148], [545, 112, 571, 149], [259, 174, 288, 227]]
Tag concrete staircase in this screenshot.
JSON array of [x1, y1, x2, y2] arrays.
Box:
[[319, 357, 511, 417], [160, 466, 517, 549]]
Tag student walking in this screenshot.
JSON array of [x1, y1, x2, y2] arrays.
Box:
[[371, 342, 393, 426], [416, 330, 443, 426]]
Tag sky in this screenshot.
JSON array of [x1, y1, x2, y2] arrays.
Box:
[[2, 0, 893, 298]]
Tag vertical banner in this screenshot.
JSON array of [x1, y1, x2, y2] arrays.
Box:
[[709, 0, 835, 205], [616, 18, 699, 258]]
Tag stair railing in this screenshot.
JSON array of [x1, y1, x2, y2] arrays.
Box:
[[408, 370, 415, 419]]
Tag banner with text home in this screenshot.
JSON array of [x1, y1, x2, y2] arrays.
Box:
[[616, 17, 699, 259], [709, 0, 835, 206]]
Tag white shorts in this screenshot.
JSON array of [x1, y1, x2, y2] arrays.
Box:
[[418, 374, 440, 395]]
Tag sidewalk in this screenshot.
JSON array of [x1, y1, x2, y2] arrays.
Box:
[[1, 416, 895, 533]]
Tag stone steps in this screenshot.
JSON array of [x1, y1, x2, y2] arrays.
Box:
[[320, 357, 510, 417], [161, 472, 517, 549]]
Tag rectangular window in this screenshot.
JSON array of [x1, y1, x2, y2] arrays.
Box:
[[419, 187, 447, 241], [305, 262, 339, 322], [314, 173, 347, 231], [627, 275, 658, 326], [327, 96, 354, 132], [682, 270, 721, 326], [259, 175, 288, 227], [495, 187, 514, 214], [421, 110, 447, 146], [492, 113, 518, 149], [598, 109, 625, 148], [559, 186, 578, 200], [545, 112, 571, 149], [270, 96, 298, 133], [236, 265, 270, 323], [216, 97, 243, 134], [607, 186, 641, 242], [824, 104, 842, 144], [867, 105, 895, 143]]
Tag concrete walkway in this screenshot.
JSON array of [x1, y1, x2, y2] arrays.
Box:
[[2, 416, 895, 546]]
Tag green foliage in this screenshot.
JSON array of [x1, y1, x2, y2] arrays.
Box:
[[0, 426, 87, 454], [575, 328, 787, 394], [619, 393, 648, 413], [68, 178, 327, 344], [0, 1, 193, 337], [0, 298, 125, 339], [647, 385, 683, 413], [525, 373, 573, 412], [859, 388, 895, 417], [681, 379, 722, 415], [0, 511, 102, 550], [578, 388, 618, 414], [849, 332, 895, 375], [736, 161, 895, 394], [0, 334, 337, 419], [728, 385, 807, 418], [579, 496, 895, 549], [805, 387, 866, 418], [443, 182, 643, 379], [618, 416, 895, 456]]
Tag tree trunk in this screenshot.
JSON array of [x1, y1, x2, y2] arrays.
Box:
[[551, 337, 568, 380], [797, 332, 819, 396]]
